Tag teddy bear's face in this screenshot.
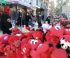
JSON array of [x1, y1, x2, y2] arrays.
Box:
[[60, 38, 70, 49]]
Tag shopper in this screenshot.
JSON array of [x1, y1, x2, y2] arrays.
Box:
[[16, 9, 22, 26], [1, 12, 12, 34], [24, 13, 31, 26]]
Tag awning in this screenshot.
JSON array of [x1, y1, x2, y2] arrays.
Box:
[[7, 0, 19, 4], [0, 0, 7, 4]]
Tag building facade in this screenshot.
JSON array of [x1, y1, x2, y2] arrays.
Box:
[[0, 0, 48, 20], [62, 0, 70, 19]]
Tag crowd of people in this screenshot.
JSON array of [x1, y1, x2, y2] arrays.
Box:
[[0, 6, 70, 58], [0, 6, 44, 35]]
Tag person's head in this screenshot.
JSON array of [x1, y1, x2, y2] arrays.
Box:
[[27, 13, 29, 15], [7, 18, 11, 23]]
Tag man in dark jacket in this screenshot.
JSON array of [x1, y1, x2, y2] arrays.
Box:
[[24, 14, 31, 26], [46, 16, 50, 24], [1, 12, 12, 34]]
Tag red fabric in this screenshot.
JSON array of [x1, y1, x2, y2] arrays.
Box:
[[21, 38, 30, 48], [63, 35, 70, 42], [45, 32, 60, 45], [21, 39, 29, 46], [8, 36, 20, 43], [8, 35, 21, 47], [16, 48, 22, 58], [45, 26, 64, 45], [51, 49, 67, 58], [8, 36, 14, 45], [64, 28, 70, 35], [37, 43, 49, 53], [2, 34, 9, 41], [30, 50, 40, 58], [40, 53, 48, 58], [36, 42, 54, 58], [0, 42, 4, 52], [0, 56, 5, 58], [0, 36, 2, 42], [0, 34, 9, 52], [49, 27, 64, 38], [12, 27, 22, 35], [28, 39, 41, 50], [4, 45, 17, 58], [24, 32, 33, 39], [33, 30, 43, 40], [21, 42, 31, 58], [1, 34, 9, 45]]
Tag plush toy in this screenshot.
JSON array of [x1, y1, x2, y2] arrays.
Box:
[[64, 24, 70, 35], [33, 30, 43, 40], [42, 21, 52, 33], [1, 34, 9, 44], [4, 45, 17, 58], [21, 42, 31, 58], [0, 36, 4, 53], [11, 26, 22, 35], [46, 33, 60, 45], [8, 35, 21, 48], [30, 50, 40, 58], [51, 48, 67, 58], [36, 42, 54, 58], [49, 23, 64, 38], [60, 35, 70, 49], [28, 39, 41, 50]]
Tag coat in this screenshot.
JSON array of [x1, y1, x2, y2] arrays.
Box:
[[1, 13, 12, 34]]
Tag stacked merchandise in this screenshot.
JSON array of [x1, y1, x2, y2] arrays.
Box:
[[0, 20, 70, 58]]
